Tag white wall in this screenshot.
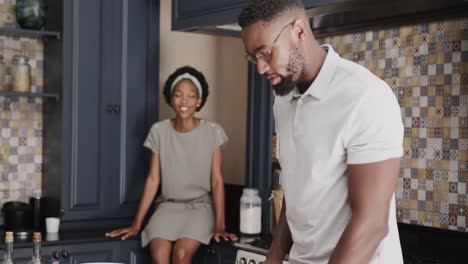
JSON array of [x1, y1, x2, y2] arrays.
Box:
[[159, 0, 247, 185]]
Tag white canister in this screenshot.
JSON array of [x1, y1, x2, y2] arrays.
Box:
[[240, 188, 262, 235]]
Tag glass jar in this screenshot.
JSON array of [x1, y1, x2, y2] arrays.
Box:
[[11, 55, 31, 92], [240, 188, 262, 235], [0, 55, 6, 91]]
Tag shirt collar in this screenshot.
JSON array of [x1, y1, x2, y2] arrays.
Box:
[[292, 44, 339, 101]]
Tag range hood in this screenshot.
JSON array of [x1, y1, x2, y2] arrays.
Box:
[[195, 0, 467, 37]]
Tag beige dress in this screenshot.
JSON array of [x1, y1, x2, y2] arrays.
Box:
[[141, 119, 228, 247]]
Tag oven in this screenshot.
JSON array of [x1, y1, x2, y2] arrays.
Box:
[[234, 237, 289, 264]]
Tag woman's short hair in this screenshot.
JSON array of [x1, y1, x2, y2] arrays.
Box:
[[162, 66, 209, 111]]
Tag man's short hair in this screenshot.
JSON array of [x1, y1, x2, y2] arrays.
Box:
[[237, 0, 304, 28]]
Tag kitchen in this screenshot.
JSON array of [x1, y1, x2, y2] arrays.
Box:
[[0, 0, 467, 263]]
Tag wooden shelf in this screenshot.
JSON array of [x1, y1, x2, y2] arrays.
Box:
[[0, 91, 59, 101], [0, 27, 61, 39]]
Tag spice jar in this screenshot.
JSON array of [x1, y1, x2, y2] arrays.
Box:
[[240, 188, 262, 235], [0, 55, 6, 91], [11, 54, 31, 92]]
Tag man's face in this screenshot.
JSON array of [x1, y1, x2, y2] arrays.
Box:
[[241, 20, 305, 96]]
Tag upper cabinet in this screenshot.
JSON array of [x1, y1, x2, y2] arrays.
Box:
[[42, 0, 159, 227], [171, 0, 340, 35], [172, 0, 468, 37]]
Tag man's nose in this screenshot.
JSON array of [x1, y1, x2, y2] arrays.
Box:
[[256, 59, 270, 75]]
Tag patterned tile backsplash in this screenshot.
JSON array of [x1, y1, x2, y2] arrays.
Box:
[[318, 17, 468, 231], [1, 0, 467, 232], [0, 0, 43, 205]]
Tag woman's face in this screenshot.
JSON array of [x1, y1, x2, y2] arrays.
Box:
[[171, 79, 202, 119]]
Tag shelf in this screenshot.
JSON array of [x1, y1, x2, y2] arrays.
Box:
[[0, 91, 59, 101], [0, 27, 61, 39]]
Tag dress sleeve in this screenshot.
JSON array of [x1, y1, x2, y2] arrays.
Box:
[[143, 123, 160, 154], [213, 123, 228, 149]]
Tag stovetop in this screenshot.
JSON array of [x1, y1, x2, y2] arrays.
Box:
[[234, 235, 289, 262], [234, 236, 271, 254]]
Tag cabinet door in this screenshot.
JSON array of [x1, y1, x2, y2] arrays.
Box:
[[120, 240, 151, 264], [60, 0, 158, 222], [61, 0, 117, 221], [2, 248, 33, 264], [63, 242, 119, 264], [110, 0, 158, 218]]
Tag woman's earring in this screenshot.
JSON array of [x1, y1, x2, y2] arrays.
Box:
[[196, 104, 200, 107]]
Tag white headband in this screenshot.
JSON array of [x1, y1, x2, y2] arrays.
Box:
[[170, 73, 203, 98]]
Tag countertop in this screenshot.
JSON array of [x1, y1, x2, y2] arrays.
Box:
[[0, 229, 133, 249]]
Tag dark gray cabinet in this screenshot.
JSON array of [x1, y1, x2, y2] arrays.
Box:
[[120, 240, 151, 264], [171, 0, 336, 34], [192, 244, 237, 264], [43, 0, 159, 228], [61, 242, 120, 264], [1, 240, 150, 263]]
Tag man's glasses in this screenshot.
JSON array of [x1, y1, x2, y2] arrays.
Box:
[[245, 20, 295, 64]]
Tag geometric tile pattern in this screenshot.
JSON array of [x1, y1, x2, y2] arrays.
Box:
[[319, 17, 468, 232], [0, 0, 43, 205]]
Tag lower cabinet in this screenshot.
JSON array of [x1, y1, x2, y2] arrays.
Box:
[[193, 243, 237, 264], [3, 240, 236, 264], [119, 240, 152, 264], [5, 240, 150, 264]]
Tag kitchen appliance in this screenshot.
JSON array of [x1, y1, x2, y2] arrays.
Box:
[[234, 237, 289, 264], [1, 201, 33, 237]]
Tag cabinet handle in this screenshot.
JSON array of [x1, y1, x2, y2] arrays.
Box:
[[113, 104, 120, 113], [61, 250, 70, 259], [106, 104, 114, 113], [52, 251, 61, 260]]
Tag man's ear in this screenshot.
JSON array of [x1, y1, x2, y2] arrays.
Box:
[[293, 19, 307, 42]]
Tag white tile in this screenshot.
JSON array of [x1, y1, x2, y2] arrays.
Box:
[[461, 40, 468, 51], [411, 179, 419, 189], [458, 183, 466, 194], [457, 216, 466, 228], [444, 63, 453, 74], [451, 128, 459, 139], [449, 193, 458, 204], [418, 190, 426, 200], [428, 64, 436, 75], [420, 96, 428, 107], [452, 52, 461, 63]]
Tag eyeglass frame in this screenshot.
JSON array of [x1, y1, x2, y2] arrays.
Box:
[[244, 20, 296, 64]]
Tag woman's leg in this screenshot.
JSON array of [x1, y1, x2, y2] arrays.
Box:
[[149, 238, 172, 264], [171, 238, 202, 264]]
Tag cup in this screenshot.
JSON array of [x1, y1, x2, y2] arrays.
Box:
[[45, 217, 60, 233], [46, 232, 59, 241]]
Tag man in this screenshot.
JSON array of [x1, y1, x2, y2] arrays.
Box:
[[238, 1, 404, 264]]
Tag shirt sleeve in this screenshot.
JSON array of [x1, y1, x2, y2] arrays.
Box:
[[213, 123, 228, 149], [344, 84, 404, 164], [143, 123, 160, 154]]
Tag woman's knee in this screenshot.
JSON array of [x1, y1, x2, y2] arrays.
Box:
[[172, 247, 195, 263], [149, 239, 171, 264]]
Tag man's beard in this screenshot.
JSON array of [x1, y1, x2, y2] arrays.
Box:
[[272, 75, 295, 96], [271, 46, 304, 97]]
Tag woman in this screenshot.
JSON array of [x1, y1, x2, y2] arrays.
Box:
[[106, 66, 237, 264]]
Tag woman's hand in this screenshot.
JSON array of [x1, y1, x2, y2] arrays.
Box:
[[213, 228, 238, 242], [105, 225, 140, 240]]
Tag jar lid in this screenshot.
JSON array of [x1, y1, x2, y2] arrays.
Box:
[[242, 188, 259, 195]]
